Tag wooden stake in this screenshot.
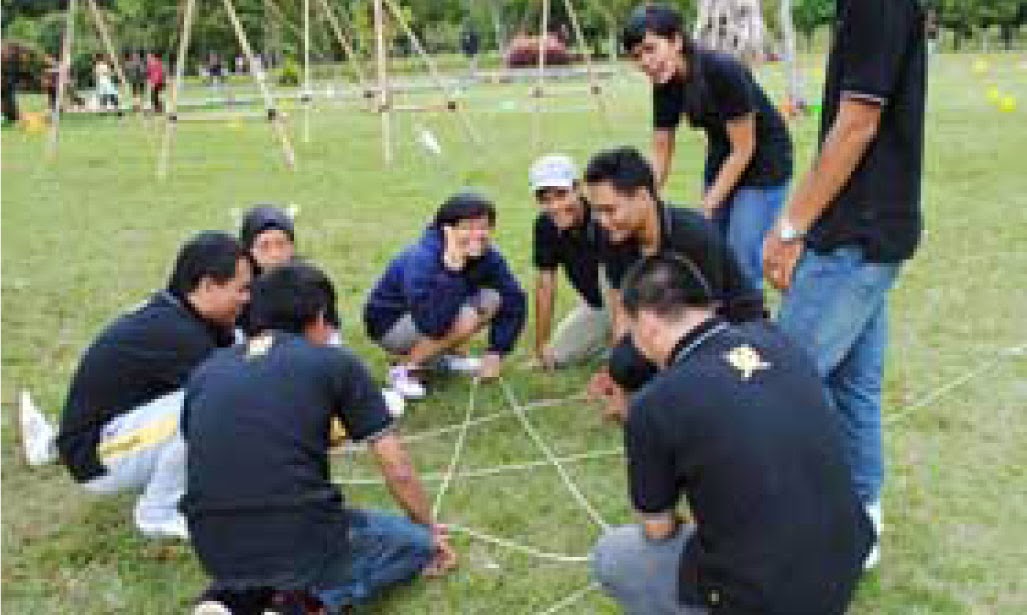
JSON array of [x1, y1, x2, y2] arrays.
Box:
[[303, 0, 311, 143], [221, 0, 297, 169], [47, 0, 77, 161], [373, 0, 391, 164], [533, 0, 550, 149], [157, 0, 197, 179]]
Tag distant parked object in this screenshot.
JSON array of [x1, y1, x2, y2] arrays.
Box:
[[504, 34, 573, 67]]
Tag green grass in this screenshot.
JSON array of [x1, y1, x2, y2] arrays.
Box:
[[3, 53, 1026, 613]]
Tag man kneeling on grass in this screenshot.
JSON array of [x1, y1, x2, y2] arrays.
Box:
[[363, 192, 526, 399], [183, 262, 456, 614], [591, 254, 871, 614]]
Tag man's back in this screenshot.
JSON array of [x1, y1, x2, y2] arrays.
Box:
[[628, 320, 872, 613]]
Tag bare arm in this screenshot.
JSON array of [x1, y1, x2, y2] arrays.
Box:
[[370, 433, 432, 525], [652, 129, 677, 191], [533, 270, 557, 358], [639, 511, 680, 541], [701, 114, 756, 215], [607, 288, 627, 344]]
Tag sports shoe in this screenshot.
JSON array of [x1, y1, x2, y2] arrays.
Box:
[[863, 500, 882, 570], [19, 390, 57, 467], [382, 388, 406, 418], [437, 354, 482, 375], [192, 601, 232, 615], [388, 365, 426, 400]]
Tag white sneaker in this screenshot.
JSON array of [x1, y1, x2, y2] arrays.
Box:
[[193, 602, 232, 615], [863, 500, 882, 570], [382, 388, 406, 418], [388, 365, 426, 400], [438, 354, 482, 375], [19, 390, 57, 467], [137, 514, 190, 541]]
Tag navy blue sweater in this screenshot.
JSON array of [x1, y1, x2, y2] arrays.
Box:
[[363, 229, 527, 354]]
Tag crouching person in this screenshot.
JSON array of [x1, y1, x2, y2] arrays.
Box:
[[56, 232, 251, 539], [591, 255, 871, 614], [183, 262, 456, 614], [364, 192, 526, 399]]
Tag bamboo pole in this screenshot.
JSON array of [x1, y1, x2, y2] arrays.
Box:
[[560, 0, 607, 128], [533, 0, 550, 149], [315, 0, 371, 94], [373, 0, 391, 164], [47, 0, 77, 161], [157, 0, 197, 179], [84, 0, 131, 105], [303, 0, 311, 143]]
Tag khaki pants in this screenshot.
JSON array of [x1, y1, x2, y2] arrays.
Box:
[[546, 303, 611, 367]]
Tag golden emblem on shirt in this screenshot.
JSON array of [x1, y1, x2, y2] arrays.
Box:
[[724, 345, 770, 380], [246, 333, 274, 358]]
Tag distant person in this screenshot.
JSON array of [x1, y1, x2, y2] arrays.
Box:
[[146, 52, 166, 113], [235, 54, 246, 75], [55, 232, 251, 539], [762, 0, 927, 569], [591, 254, 872, 614], [184, 263, 455, 614], [1, 43, 22, 123], [460, 25, 481, 79], [364, 192, 527, 398], [623, 3, 793, 290], [93, 54, 119, 111], [528, 154, 610, 369], [124, 50, 147, 110], [207, 52, 224, 90]]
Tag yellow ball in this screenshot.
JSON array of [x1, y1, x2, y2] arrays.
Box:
[[998, 96, 1017, 113], [972, 59, 989, 75], [22, 112, 47, 134], [986, 87, 1001, 103]]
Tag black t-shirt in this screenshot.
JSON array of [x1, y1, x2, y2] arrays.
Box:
[[532, 210, 604, 308], [180, 332, 393, 591], [808, 0, 926, 263], [653, 50, 792, 188], [627, 318, 872, 613], [57, 291, 233, 483], [602, 205, 765, 322]]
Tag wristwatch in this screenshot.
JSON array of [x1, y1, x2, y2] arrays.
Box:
[[777, 219, 805, 243]]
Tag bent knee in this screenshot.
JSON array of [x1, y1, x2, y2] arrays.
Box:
[[591, 525, 644, 588]]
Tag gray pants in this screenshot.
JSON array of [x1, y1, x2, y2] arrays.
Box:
[[592, 524, 708, 615], [377, 288, 502, 356], [546, 303, 610, 367], [84, 390, 187, 535]]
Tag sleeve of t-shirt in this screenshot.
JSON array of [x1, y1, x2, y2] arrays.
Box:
[[532, 216, 561, 270], [707, 55, 755, 121], [838, 0, 917, 103], [329, 349, 393, 443], [652, 82, 683, 130], [625, 397, 679, 514]]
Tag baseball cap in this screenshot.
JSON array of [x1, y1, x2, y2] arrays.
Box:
[[529, 154, 578, 193]]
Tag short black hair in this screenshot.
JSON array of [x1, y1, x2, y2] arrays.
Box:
[[583, 146, 658, 199], [247, 262, 337, 335], [622, 3, 691, 54], [432, 191, 496, 229], [622, 253, 715, 318], [239, 204, 296, 250], [167, 231, 249, 299]]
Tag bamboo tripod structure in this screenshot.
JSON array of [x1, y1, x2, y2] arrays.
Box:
[[157, 0, 298, 179], [528, 0, 608, 149], [47, 0, 135, 160], [370, 0, 480, 165]]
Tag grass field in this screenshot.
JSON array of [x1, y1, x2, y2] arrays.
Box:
[[3, 53, 1026, 614]]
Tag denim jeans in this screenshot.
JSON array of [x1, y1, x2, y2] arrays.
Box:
[[315, 509, 434, 612], [591, 524, 707, 615], [776, 245, 901, 504], [710, 183, 789, 291]]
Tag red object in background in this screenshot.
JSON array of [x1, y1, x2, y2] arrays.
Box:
[[504, 34, 574, 67]]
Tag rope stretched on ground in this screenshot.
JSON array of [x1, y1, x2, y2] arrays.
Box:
[[535, 581, 601, 615], [431, 378, 480, 520], [446, 523, 590, 564]]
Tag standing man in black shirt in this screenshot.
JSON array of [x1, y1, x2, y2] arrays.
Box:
[[762, 0, 926, 568], [591, 254, 871, 614], [528, 154, 610, 369], [56, 232, 251, 539], [183, 263, 455, 614], [582, 147, 764, 408], [623, 3, 793, 290]]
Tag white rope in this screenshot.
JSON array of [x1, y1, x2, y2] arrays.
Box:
[[446, 523, 590, 564], [500, 378, 609, 531], [335, 448, 622, 486], [535, 582, 601, 615], [885, 342, 1025, 426], [431, 379, 479, 519]]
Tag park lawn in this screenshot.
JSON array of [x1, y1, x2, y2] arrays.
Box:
[[2, 54, 1025, 614]]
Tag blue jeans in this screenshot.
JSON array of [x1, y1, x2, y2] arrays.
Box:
[[776, 245, 900, 505], [710, 183, 789, 290], [592, 524, 707, 614], [315, 509, 433, 612]]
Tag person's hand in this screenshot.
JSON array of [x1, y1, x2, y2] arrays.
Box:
[[478, 352, 502, 380], [441, 225, 468, 272], [587, 369, 629, 424], [423, 524, 458, 577], [523, 348, 557, 371], [762, 231, 804, 292]]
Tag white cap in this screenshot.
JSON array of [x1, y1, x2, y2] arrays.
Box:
[[529, 154, 578, 193]]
